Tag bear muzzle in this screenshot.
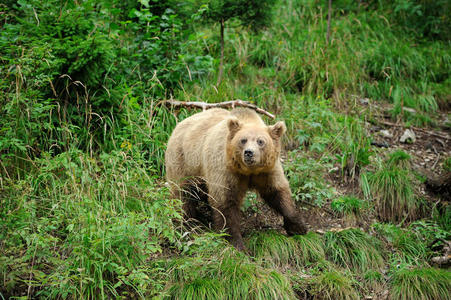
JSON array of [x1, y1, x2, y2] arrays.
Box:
[[243, 149, 256, 165]]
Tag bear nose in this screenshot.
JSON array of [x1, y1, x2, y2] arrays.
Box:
[[244, 149, 254, 158]]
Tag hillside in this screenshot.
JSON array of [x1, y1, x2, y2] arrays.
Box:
[[1, 0, 450, 299]]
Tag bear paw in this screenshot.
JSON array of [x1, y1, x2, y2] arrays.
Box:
[[284, 216, 307, 236], [231, 237, 247, 252]]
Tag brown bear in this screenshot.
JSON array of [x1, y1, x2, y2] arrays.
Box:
[[165, 108, 306, 250]]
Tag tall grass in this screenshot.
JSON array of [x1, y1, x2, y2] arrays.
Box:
[[0, 148, 183, 298], [1, 0, 450, 298]]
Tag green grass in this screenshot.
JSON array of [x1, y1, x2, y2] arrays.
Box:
[[387, 150, 411, 169], [165, 250, 297, 300], [390, 267, 451, 300], [294, 269, 359, 300], [373, 223, 429, 265], [331, 196, 366, 216], [0, 149, 184, 298], [292, 232, 326, 265], [1, 0, 450, 298], [362, 153, 419, 222], [324, 228, 385, 273], [247, 231, 325, 268], [247, 231, 301, 268]]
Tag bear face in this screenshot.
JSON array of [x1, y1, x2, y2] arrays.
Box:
[[226, 117, 286, 175]]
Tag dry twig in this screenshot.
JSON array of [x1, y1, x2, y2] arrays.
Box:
[[164, 99, 275, 119]]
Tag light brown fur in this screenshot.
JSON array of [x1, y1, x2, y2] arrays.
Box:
[[165, 108, 306, 250]]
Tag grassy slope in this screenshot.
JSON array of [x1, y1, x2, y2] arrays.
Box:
[[1, 0, 450, 299]]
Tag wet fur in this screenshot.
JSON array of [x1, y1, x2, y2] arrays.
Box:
[[165, 108, 306, 250]]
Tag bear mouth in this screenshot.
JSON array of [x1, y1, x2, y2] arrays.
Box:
[[243, 157, 256, 166]]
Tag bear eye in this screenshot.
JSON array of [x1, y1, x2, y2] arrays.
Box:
[[240, 138, 248, 145], [257, 139, 265, 147]]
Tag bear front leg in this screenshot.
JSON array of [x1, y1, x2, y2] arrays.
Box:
[[212, 204, 246, 251], [208, 180, 247, 251], [253, 166, 307, 236], [260, 187, 307, 235]]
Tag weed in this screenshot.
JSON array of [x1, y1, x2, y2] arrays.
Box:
[[443, 156, 451, 172], [335, 117, 372, 180], [285, 151, 336, 207]]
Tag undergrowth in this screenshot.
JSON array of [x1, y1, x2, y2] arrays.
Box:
[[1, 0, 450, 298]]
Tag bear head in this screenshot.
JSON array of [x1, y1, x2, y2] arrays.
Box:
[[226, 117, 286, 175]]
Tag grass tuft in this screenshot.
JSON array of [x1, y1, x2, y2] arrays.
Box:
[[331, 195, 366, 216], [247, 231, 326, 268], [292, 232, 326, 265], [373, 223, 428, 265], [387, 150, 411, 169], [363, 154, 419, 222], [390, 267, 451, 300], [294, 269, 359, 300], [247, 230, 301, 268], [324, 228, 385, 273], [165, 249, 296, 300]]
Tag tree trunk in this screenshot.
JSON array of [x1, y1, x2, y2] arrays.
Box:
[[216, 18, 225, 87], [326, 0, 332, 45]]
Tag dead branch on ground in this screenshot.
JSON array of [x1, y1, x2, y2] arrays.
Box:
[[164, 99, 275, 119]]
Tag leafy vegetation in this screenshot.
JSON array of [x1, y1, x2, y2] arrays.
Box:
[[1, 0, 450, 298], [331, 196, 366, 216]]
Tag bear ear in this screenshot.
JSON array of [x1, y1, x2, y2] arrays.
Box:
[[269, 121, 286, 139], [227, 117, 242, 137]]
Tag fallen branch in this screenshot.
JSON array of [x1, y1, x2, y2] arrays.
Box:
[[378, 119, 451, 141], [164, 99, 275, 119]]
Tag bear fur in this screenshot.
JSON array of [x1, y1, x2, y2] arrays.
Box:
[[165, 108, 306, 250]]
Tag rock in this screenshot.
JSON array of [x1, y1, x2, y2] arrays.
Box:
[[400, 129, 416, 143], [403, 107, 417, 114], [359, 98, 370, 105], [379, 129, 393, 138]]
